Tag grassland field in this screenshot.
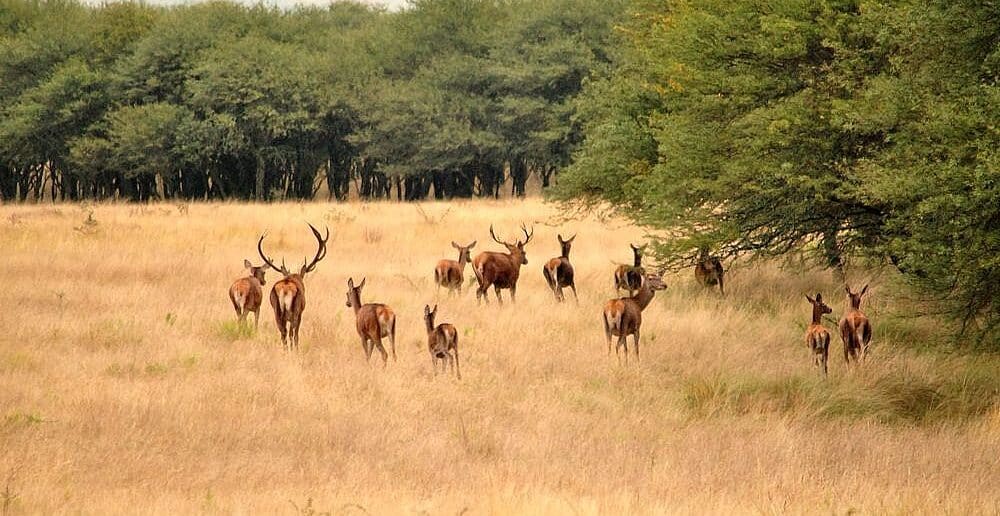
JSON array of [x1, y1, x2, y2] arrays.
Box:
[[0, 199, 998, 514]]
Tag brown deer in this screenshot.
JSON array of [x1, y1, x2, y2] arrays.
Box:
[[614, 243, 645, 296], [839, 284, 873, 363], [602, 271, 667, 365], [543, 233, 578, 303], [257, 223, 329, 350], [434, 240, 476, 296], [424, 304, 460, 379], [472, 224, 534, 305], [804, 293, 833, 376], [345, 277, 397, 366], [228, 259, 266, 329], [694, 247, 725, 295]]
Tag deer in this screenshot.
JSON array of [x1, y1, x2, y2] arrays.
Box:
[[694, 247, 725, 295], [424, 304, 460, 379], [839, 284, 873, 363], [472, 224, 534, 305], [256, 223, 329, 350], [542, 233, 578, 303], [345, 277, 397, 366], [602, 270, 667, 365], [614, 243, 645, 296], [434, 240, 476, 296], [228, 259, 266, 329], [804, 293, 833, 376]]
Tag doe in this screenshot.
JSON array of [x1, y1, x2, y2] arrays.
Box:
[[804, 293, 833, 376], [602, 271, 667, 365], [345, 277, 397, 366], [424, 304, 460, 379]]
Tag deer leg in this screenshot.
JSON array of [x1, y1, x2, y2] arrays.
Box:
[[603, 317, 613, 356], [389, 319, 397, 362], [618, 334, 628, 366], [510, 285, 517, 304], [570, 284, 579, 304], [453, 349, 461, 380], [373, 335, 389, 367], [253, 310, 260, 330], [494, 286, 503, 305], [633, 329, 640, 363], [363, 337, 374, 362]]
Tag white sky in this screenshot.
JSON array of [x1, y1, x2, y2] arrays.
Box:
[[106, 0, 409, 10]]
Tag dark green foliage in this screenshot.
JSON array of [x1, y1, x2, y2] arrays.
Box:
[[0, 0, 625, 202], [553, 0, 1000, 345]]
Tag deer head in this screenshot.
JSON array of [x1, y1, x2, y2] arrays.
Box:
[[452, 240, 476, 263], [806, 292, 833, 316], [243, 259, 266, 285], [345, 277, 366, 308], [630, 243, 646, 267], [557, 233, 576, 258], [423, 304, 437, 330], [490, 223, 534, 265], [845, 284, 869, 310]]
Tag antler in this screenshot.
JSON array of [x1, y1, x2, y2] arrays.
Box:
[[489, 224, 509, 246], [302, 223, 330, 273], [257, 232, 289, 276], [519, 223, 534, 245]]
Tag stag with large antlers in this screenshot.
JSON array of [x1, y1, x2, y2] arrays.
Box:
[[345, 277, 397, 366], [472, 224, 534, 305], [694, 247, 725, 296], [839, 284, 873, 363], [257, 223, 329, 349], [603, 270, 667, 365], [614, 244, 645, 296], [542, 233, 577, 303], [228, 259, 266, 329], [434, 240, 476, 297], [805, 293, 833, 376]]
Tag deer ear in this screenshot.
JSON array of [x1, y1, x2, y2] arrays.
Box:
[[845, 285, 851, 294], [861, 284, 869, 295], [424, 304, 430, 315], [243, 259, 252, 268], [358, 277, 366, 289], [452, 241, 460, 249], [815, 292, 823, 302], [806, 294, 815, 303], [468, 240, 476, 248], [567, 234, 576, 242], [558, 234, 564, 243], [432, 304, 438, 314]]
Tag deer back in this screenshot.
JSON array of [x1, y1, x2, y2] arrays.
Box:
[[356, 303, 394, 338]]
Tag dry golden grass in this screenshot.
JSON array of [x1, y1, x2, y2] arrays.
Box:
[[0, 199, 998, 515]]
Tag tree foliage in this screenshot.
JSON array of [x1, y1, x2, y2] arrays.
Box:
[[553, 0, 1000, 344], [0, 0, 625, 202]]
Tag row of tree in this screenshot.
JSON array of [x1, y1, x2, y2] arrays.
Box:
[[552, 0, 1000, 344], [0, 0, 624, 201]]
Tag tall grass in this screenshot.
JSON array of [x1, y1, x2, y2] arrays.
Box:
[[0, 199, 997, 514]]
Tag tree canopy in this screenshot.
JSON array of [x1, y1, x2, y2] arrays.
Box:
[[0, 0, 625, 201], [552, 0, 1000, 344]]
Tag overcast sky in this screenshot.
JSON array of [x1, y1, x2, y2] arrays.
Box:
[[116, 0, 409, 10]]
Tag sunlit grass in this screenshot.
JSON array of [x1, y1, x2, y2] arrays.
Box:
[[0, 199, 996, 513]]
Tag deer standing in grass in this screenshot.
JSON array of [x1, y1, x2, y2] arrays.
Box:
[[543, 233, 578, 303], [434, 241, 476, 296], [424, 304, 460, 379], [257, 223, 329, 349], [603, 271, 667, 365], [805, 293, 833, 376], [839, 284, 873, 363], [614, 243, 645, 296], [472, 224, 534, 305], [345, 277, 397, 366], [228, 259, 266, 329], [694, 247, 725, 295]]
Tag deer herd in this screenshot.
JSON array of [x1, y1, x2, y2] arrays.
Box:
[[229, 222, 874, 378]]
